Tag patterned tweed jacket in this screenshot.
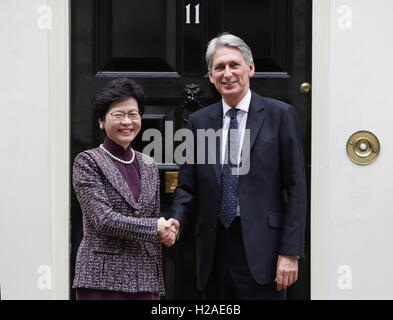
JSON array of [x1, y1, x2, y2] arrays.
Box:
[[72, 147, 165, 295]]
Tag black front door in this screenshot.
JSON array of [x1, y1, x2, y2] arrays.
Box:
[[71, 0, 311, 300]]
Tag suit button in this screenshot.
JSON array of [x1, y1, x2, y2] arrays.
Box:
[[134, 210, 140, 217]]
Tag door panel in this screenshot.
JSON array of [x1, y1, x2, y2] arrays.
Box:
[[209, 0, 290, 75], [96, 0, 178, 74], [71, 0, 311, 300]]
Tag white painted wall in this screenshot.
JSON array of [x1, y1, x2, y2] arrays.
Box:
[[0, 0, 69, 299], [312, 0, 393, 299]]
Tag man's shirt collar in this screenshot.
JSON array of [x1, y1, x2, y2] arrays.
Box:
[[222, 89, 251, 117]]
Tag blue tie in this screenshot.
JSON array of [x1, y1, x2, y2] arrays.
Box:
[[219, 108, 239, 229]]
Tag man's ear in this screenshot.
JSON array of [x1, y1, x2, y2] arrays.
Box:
[[208, 70, 214, 84], [249, 62, 255, 78]]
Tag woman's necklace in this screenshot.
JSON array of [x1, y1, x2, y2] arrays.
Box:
[[99, 144, 135, 165]]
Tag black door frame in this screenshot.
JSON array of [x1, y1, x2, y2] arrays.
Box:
[[70, 0, 312, 300]]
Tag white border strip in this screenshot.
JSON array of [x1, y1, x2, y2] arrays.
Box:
[[48, 0, 70, 300], [311, 0, 330, 299]]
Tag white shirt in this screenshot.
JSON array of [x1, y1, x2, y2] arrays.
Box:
[[221, 89, 251, 216], [221, 89, 251, 165]]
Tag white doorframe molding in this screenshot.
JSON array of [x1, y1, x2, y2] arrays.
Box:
[[48, 0, 70, 300], [311, 0, 330, 300]]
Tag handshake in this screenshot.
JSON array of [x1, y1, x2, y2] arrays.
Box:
[[157, 217, 180, 247]]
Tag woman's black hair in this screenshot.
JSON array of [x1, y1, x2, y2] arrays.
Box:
[[93, 78, 145, 120]]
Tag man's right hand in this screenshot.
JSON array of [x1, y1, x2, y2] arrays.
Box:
[[157, 217, 180, 247]]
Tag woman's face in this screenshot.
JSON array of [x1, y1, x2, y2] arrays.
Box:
[[99, 97, 142, 149]]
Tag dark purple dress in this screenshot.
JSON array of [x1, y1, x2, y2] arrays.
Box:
[[76, 137, 155, 300], [102, 137, 141, 202]]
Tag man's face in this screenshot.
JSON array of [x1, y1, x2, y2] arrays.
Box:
[[208, 46, 255, 107]]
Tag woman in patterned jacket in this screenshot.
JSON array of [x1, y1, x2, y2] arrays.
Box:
[[72, 78, 178, 300]]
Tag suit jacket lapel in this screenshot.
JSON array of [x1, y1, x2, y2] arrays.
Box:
[[208, 101, 224, 187], [92, 148, 141, 210], [134, 151, 149, 209], [243, 92, 265, 159]]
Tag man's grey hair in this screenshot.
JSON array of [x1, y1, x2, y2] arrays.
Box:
[[205, 33, 254, 70]]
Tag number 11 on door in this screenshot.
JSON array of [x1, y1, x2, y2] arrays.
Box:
[[185, 3, 200, 24]]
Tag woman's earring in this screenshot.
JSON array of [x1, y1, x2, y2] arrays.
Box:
[[99, 123, 104, 130]]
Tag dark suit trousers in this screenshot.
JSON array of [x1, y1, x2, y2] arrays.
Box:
[[203, 217, 286, 300]]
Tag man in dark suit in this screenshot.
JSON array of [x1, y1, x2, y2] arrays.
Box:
[[169, 33, 307, 299]]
